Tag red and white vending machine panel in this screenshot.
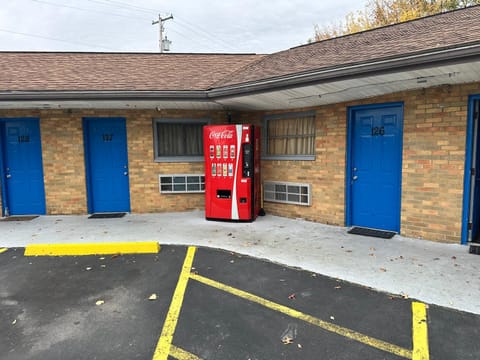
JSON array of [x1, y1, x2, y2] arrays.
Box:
[[204, 124, 261, 221]]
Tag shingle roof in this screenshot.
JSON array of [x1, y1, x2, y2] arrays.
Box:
[[214, 5, 480, 87], [1, 6, 480, 94], [0, 52, 264, 91]]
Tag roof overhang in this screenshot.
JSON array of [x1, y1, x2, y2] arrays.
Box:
[[0, 90, 224, 111], [1, 43, 480, 111], [210, 42, 480, 110]]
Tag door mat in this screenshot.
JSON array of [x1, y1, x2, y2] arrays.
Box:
[[348, 227, 396, 239], [1, 216, 39, 222], [88, 213, 126, 219], [469, 243, 480, 255]]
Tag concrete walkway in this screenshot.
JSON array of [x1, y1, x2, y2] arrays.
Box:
[[1, 211, 479, 315]]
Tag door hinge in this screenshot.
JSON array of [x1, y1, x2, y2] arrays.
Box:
[[471, 168, 476, 177], [468, 222, 473, 230]]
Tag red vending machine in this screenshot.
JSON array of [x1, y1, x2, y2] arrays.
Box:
[[204, 124, 261, 221]]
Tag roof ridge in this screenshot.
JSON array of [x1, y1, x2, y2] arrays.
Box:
[[291, 4, 480, 51]]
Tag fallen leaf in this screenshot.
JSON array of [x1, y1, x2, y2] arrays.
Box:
[[345, 250, 353, 253], [380, 268, 387, 272], [369, 253, 375, 256], [148, 293, 158, 301], [281, 323, 297, 344], [288, 293, 296, 300], [111, 254, 119, 259], [297, 344, 302, 349], [452, 256, 457, 260], [96, 300, 105, 306], [369, 247, 376, 251], [227, 233, 232, 236]]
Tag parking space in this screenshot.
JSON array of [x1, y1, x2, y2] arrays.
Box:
[[1, 245, 479, 359]]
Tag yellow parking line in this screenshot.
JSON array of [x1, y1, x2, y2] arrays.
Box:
[[412, 302, 430, 360], [152, 246, 197, 360], [0, 247, 7, 254], [169, 345, 204, 360], [24, 242, 159, 256], [190, 273, 412, 359]]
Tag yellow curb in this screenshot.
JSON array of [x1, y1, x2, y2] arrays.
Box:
[[0, 248, 8, 254], [24, 242, 160, 256]]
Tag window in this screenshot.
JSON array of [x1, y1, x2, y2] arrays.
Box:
[[264, 111, 316, 160], [264, 181, 311, 206], [154, 119, 209, 162], [159, 174, 205, 193]]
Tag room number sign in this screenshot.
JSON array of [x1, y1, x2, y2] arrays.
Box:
[[371, 126, 385, 136]]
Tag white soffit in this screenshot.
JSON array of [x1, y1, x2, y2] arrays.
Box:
[[215, 61, 480, 110]]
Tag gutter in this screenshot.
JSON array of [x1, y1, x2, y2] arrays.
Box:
[[0, 90, 209, 102]]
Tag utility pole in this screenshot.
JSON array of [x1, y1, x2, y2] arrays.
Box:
[[152, 14, 173, 53]]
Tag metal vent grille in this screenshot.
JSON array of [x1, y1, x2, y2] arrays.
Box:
[[264, 181, 311, 206], [159, 174, 205, 194]]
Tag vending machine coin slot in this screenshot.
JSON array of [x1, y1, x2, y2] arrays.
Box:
[[217, 189, 231, 199], [242, 143, 253, 178]]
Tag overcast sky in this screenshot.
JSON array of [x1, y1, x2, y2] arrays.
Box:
[[0, 0, 362, 54]]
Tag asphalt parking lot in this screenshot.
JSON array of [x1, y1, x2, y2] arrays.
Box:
[[1, 245, 479, 360]]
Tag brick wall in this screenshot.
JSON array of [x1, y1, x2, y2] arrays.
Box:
[[0, 82, 476, 243], [126, 109, 226, 213], [260, 104, 347, 225], [0, 108, 227, 216], [259, 83, 477, 243]]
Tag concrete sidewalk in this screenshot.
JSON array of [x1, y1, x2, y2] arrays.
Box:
[[1, 211, 478, 315]]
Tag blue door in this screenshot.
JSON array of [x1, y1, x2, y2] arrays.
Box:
[[464, 98, 480, 244], [84, 117, 130, 213], [1, 118, 46, 215], [347, 104, 403, 232]]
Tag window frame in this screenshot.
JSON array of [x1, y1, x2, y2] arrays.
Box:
[[153, 118, 210, 162], [159, 174, 205, 194], [263, 181, 312, 206], [263, 111, 316, 161]]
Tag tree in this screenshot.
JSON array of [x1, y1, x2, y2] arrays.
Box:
[[313, 0, 480, 41]]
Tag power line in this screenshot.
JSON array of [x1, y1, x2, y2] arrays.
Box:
[[30, 0, 243, 52], [82, 0, 158, 15], [174, 16, 240, 52], [32, 0, 150, 21], [77, 0, 242, 51], [0, 28, 116, 50]]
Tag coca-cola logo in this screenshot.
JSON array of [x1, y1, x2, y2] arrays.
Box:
[[209, 130, 234, 139]]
